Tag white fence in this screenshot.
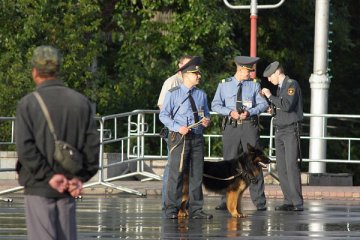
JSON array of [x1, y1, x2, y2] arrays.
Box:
[[1, 110, 360, 196]]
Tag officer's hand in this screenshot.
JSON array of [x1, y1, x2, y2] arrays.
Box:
[[261, 88, 271, 98], [201, 118, 210, 127], [239, 111, 249, 120], [48, 174, 68, 193], [230, 110, 240, 120], [267, 106, 273, 114], [179, 126, 189, 135]]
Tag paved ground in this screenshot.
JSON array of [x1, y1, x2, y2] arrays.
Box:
[[1, 195, 360, 239], [1, 180, 360, 239]]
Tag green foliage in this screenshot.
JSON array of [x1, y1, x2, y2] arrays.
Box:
[[0, 1, 358, 115], [0, 0, 360, 181], [0, 0, 104, 116]]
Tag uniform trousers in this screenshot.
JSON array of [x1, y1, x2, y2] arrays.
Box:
[[220, 121, 266, 209], [24, 195, 77, 240], [165, 132, 204, 215], [161, 138, 170, 209], [275, 125, 303, 206]]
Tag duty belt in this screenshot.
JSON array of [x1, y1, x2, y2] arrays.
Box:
[[170, 131, 203, 140], [223, 116, 258, 127]]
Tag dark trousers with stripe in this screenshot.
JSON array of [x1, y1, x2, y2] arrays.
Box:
[[275, 125, 303, 206], [219, 121, 266, 209], [165, 132, 204, 215]]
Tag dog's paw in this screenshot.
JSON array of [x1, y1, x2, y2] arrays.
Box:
[[232, 212, 247, 218], [178, 209, 188, 218]]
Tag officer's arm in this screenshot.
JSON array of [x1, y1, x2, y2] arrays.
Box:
[[247, 84, 269, 116], [211, 84, 232, 116], [159, 92, 182, 131], [203, 93, 211, 119]]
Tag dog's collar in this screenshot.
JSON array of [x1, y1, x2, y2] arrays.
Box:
[[235, 167, 257, 184]]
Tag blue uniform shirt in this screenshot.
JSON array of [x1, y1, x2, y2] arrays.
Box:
[[211, 76, 268, 116], [159, 84, 210, 135]]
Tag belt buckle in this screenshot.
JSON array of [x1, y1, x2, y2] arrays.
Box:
[[237, 119, 243, 125]]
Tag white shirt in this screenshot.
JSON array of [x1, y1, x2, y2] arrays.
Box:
[[157, 74, 183, 109]]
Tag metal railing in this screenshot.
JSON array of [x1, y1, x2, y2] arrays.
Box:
[[1, 111, 360, 198]]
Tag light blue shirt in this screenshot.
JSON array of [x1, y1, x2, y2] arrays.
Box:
[[159, 84, 210, 134], [211, 76, 268, 116]]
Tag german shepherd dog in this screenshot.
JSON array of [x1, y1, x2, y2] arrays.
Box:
[[178, 143, 270, 218]]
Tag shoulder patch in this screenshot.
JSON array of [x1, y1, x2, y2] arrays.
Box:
[[169, 86, 180, 92], [288, 87, 295, 96], [288, 79, 293, 83]]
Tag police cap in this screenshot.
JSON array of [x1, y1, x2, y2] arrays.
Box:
[[263, 61, 280, 77], [234, 56, 260, 71], [31, 45, 62, 76], [177, 56, 202, 74]]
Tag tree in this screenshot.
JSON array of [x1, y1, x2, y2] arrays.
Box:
[[0, 0, 104, 116]]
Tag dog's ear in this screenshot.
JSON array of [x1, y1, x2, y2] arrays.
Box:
[[247, 143, 255, 153]]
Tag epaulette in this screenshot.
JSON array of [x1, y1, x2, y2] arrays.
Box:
[[251, 78, 261, 83], [221, 77, 232, 83], [169, 86, 180, 92]]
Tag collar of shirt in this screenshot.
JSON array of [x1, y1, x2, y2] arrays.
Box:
[[36, 79, 65, 90], [180, 84, 196, 94], [231, 76, 248, 86]]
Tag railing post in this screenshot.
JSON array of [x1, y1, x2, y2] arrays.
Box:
[[98, 118, 105, 182]]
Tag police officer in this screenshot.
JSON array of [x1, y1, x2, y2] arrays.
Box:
[[212, 56, 268, 211], [159, 56, 212, 219], [157, 55, 193, 210], [261, 61, 304, 211]]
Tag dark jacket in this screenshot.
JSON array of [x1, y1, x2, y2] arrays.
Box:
[[15, 79, 99, 198], [268, 76, 303, 127]]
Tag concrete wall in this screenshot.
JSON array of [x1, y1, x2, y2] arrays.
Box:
[[0, 151, 17, 180], [1, 151, 352, 186], [0, 151, 166, 181]]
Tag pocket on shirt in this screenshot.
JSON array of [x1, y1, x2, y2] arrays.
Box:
[[225, 94, 236, 106]]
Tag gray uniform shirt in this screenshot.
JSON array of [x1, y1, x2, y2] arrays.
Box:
[[268, 76, 303, 127]]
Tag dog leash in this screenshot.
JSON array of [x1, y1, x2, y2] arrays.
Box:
[[203, 167, 256, 183], [202, 172, 242, 181], [169, 118, 206, 172]]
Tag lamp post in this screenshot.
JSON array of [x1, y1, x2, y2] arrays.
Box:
[[223, 0, 286, 77]]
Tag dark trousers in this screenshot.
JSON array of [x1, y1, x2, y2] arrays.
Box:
[[25, 195, 77, 240], [220, 122, 266, 208], [165, 132, 204, 215], [275, 126, 303, 206]]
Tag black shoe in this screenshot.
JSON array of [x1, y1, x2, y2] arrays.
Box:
[[191, 211, 213, 219], [275, 204, 294, 211], [257, 206, 267, 211], [293, 205, 304, 211], [215, 203, 227, 210]]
